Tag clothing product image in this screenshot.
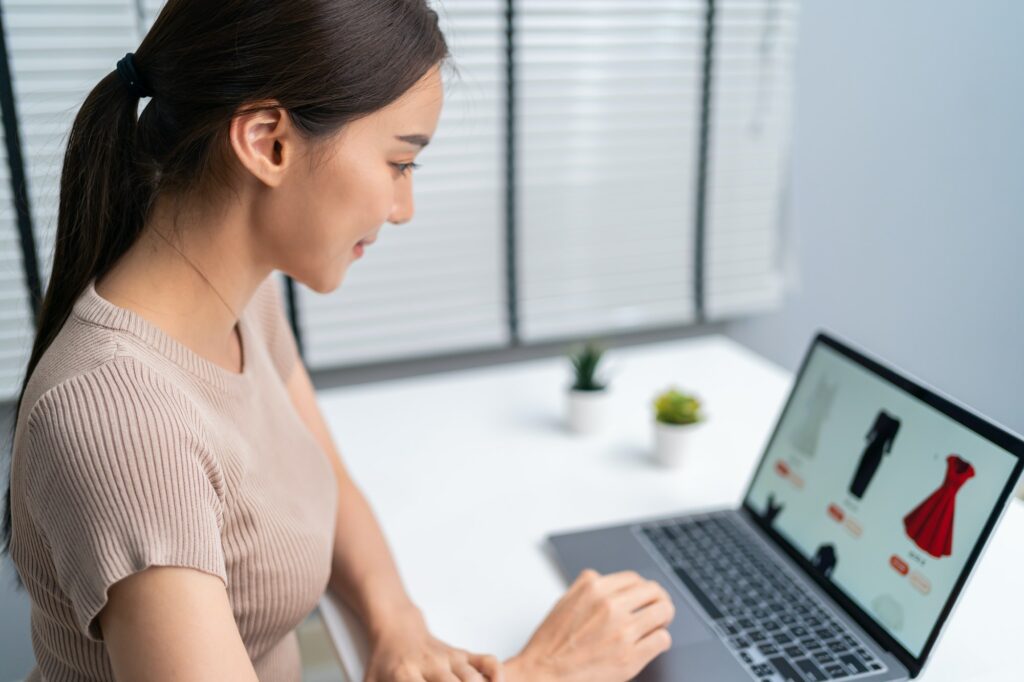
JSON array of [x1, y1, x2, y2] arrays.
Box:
[[904, 454, 975, 558], [763, 493, 784, 525], [790, 376, 838, 457], [9, 274, 337, 682], [811, 544, 838, 578], [848, 410, 902, 499]]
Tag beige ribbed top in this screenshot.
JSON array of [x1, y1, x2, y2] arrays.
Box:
[[9, 274, 339, 681]]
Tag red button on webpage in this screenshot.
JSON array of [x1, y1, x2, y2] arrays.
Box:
[[890, 555, 909, 575]]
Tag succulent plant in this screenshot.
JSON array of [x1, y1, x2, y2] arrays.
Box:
[[568, 341, 608, 391], [653, 387, 703, 425]]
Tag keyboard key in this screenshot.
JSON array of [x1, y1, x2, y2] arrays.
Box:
[[795, 658, 827, 681], [824, 663, 850, 678], [768, 656, 806, 682], [672, 567, 722, 619], [839, 654, 868, 674]]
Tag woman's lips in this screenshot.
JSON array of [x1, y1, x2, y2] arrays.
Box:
[[353, 235, 376, 258]]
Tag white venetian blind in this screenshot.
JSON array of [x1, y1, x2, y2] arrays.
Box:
[[296, 0, 509, 369], [514, 0, 705, 342], [138, 0, 161, 30], [0, 0, 800, 393], [0, 0, 138, 401], [0, 120, 34, 400], [703, 0, 798, 318]]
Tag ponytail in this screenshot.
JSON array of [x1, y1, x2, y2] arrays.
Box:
[[1, 65, 155, 583]]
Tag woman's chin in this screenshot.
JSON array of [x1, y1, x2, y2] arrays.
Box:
[[288, 266, 347, 295]]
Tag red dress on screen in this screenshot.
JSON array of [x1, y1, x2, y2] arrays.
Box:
[[903, 454, 975, 558]]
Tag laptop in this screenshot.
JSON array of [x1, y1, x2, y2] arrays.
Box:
[[548, 331, 1024, 681]]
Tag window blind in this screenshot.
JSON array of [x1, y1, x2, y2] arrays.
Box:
[[514, 0, 705, 342], [0, 0, 800, 397], [0, 0, 138, 401], [295, 0, 510, 369], [703, 0, 798, 318], [0, 119, 33, 399]]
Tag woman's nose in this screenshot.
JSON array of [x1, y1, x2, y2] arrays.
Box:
[[388, 192, 414, 225]]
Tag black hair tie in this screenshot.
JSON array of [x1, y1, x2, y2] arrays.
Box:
[[116, 52, 153, 99]]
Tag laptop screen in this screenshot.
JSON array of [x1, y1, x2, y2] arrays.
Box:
[[743, 339, 1020, 660]]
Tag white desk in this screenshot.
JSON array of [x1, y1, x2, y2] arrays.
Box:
[[314, 334, 1023, 681]]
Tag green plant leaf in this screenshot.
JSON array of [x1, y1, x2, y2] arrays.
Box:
[[653, 386, 702, 425]]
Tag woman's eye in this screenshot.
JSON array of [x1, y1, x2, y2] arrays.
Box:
[[391, 162, 421, 176]]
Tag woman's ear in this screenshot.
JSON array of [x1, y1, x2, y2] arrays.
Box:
[[228, 101, 295, 188]]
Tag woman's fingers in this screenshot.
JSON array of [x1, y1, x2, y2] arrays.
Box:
[[636, 626, 674, 660], [392, 667, 429, 682], [571, 568, 643, 599], [614, 577, 671, 613], [629, 597, 676, 642], [466, 653, 504, 682], [451, 660, 487, 682], [423, 669, 460, 682]]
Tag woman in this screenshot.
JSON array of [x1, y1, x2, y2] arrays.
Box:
[[1, 1, 675, 680]]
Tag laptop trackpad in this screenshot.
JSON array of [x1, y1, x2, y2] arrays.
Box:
[[637, 567, 715, 647]]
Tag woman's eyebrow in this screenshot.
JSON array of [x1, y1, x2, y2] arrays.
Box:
[[395, 134, 430, 148]]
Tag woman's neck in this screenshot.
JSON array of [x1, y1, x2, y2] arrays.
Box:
[[94, 195, 270, 373]]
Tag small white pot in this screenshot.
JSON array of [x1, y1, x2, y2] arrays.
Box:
[[566, 387, 610, 435], [654, 419, 701, 467]]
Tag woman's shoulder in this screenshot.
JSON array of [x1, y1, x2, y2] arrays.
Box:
[[14, 327, 214, 485], [18, 351, 208, 461], [20, 307, 201, 423]]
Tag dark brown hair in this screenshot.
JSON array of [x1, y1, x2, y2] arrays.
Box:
[[1, 0, 450, 585]]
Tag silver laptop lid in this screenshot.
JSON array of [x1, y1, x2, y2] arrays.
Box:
[[739, 331, 1024, 677]]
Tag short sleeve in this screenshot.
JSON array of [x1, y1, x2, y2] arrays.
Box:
[[21, 359, 227, 642], [250, 273, 301, 382]]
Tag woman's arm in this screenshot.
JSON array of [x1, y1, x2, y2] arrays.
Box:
[[101, 566, 260, 681], [284, 359, 420, 637], [284, 359, 503, 681], [284, 360, 674, 682]]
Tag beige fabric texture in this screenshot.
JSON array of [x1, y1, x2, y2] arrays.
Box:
[[9, 274, 338, 681]]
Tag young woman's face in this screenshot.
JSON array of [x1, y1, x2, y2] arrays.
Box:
[[264, 65, 444, 293]]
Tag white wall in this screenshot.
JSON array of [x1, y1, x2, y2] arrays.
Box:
[[727, 0, 1024, 439]]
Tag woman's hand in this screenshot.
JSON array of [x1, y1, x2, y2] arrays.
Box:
[[364, 606, 504, 682], [504, 569, 675, 682]]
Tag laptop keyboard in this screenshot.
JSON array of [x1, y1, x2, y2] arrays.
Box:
[[637, 512, 886, 682]]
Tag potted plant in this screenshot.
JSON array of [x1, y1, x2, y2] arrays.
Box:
[[566, 341, 611, 435], [652, 386, 705, 466]]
